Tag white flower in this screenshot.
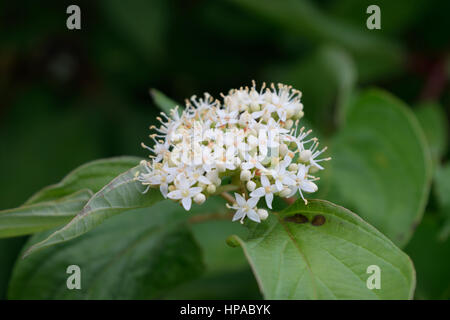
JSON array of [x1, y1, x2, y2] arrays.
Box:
[[288, 164, 318, 204], [216, 109, 238, 127], [269, 156, 296, 191], [306, 139, 330, 170], [241, 153, 265, 171], [250, 175, 277, 209], [138, 82, 329, 221], [167, 177, 203, 210], [227, 193, 260, 223]]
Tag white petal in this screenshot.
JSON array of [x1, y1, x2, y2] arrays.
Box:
[[247, 209, 261, 223], [260, 175, 270, 187], [189, 187, 203, 196], [275, 180, 283, 191], [300, 180, 318, 193], [160, 184, 168, 198], [198, 176, 211, 185], [247, 196, 259, 208], [241, 162, 253, 170], [232, 209, 245, 221], [265, 193, 274, 209], [167, 190, 182, 200], [181, 197, 192, 211], [250, 187, 265, 198], [297, 164, 307, 177], [251, 111, 264, 119], [234, 193, 246, 207], [282, 176, 296, 186]]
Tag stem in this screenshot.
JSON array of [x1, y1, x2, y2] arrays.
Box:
[[220, 191, 236, 204], [283, 196, 296, 205]]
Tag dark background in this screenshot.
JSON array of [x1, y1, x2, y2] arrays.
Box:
[[0, 0, 449, 299]]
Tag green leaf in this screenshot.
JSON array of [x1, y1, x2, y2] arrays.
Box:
[[230, 199, 416, 299], [329, 89, 432, 247], [150, 88, 182, 114], [8, 203, 204, 299], [0, 237, 27, 299], [23, 164, 163, 257], [435, 164, 450, 213], [434, 163, 450, 238], [25, 156, 142, 205], [405, 215, 450, 299], [163, 204, 262, 300], [0, 189, 92, 238], [414, 102, 448, 167]]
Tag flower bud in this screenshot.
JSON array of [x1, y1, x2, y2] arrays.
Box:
[[214, 177, 222, 186], [257, 209, 269, 220], [284, 119, 294, 129], [217, 163, 226, 172], [299, 149, 312, 162], [193, 193, 206, 204], [246, 180, 256, 192], [206, 184, 216, 194], [309, 165, 319, 174], [288, 163, 298, 171], [240, 170, 252, 181], [250, 102, 260, 112]]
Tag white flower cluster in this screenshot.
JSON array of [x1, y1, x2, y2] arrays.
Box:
[[137, 82, 330, 223]]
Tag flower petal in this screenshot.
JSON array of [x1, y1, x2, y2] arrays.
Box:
[[265, 193, 274, 209], [247, 209, 261, 223], [181, 197, 192, 211], [260, 174, 270, 187], [167, 190, 182, 200], [234, 193, 246, 206], [300, 180, 318, 193], [189, 187, 203, 196], [232, 209, 245, 221], [247, 196, 259, 208], [250, 187, 265, 198]]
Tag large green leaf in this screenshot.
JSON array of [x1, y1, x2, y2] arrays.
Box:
[[434, 164, 450, 213], [0, 237, 27, 299], [230, 199, 415, 299], [8, 203, 204, 299], [329, 89, 432, 247], [434, 163, 450, 239], [25, 156, 142, 205], [405, 215, 450, 299], [163, 202, 262, 300], [0, 189, 92, 238], [414, 102, 448, 167], [23, 164, 163, 257]]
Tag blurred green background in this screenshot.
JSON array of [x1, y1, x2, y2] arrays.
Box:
[[0, 0, 449, 299]]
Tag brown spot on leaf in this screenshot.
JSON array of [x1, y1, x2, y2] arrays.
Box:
[[284, 214, 309, 224], [311, 215, 326, 226]]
